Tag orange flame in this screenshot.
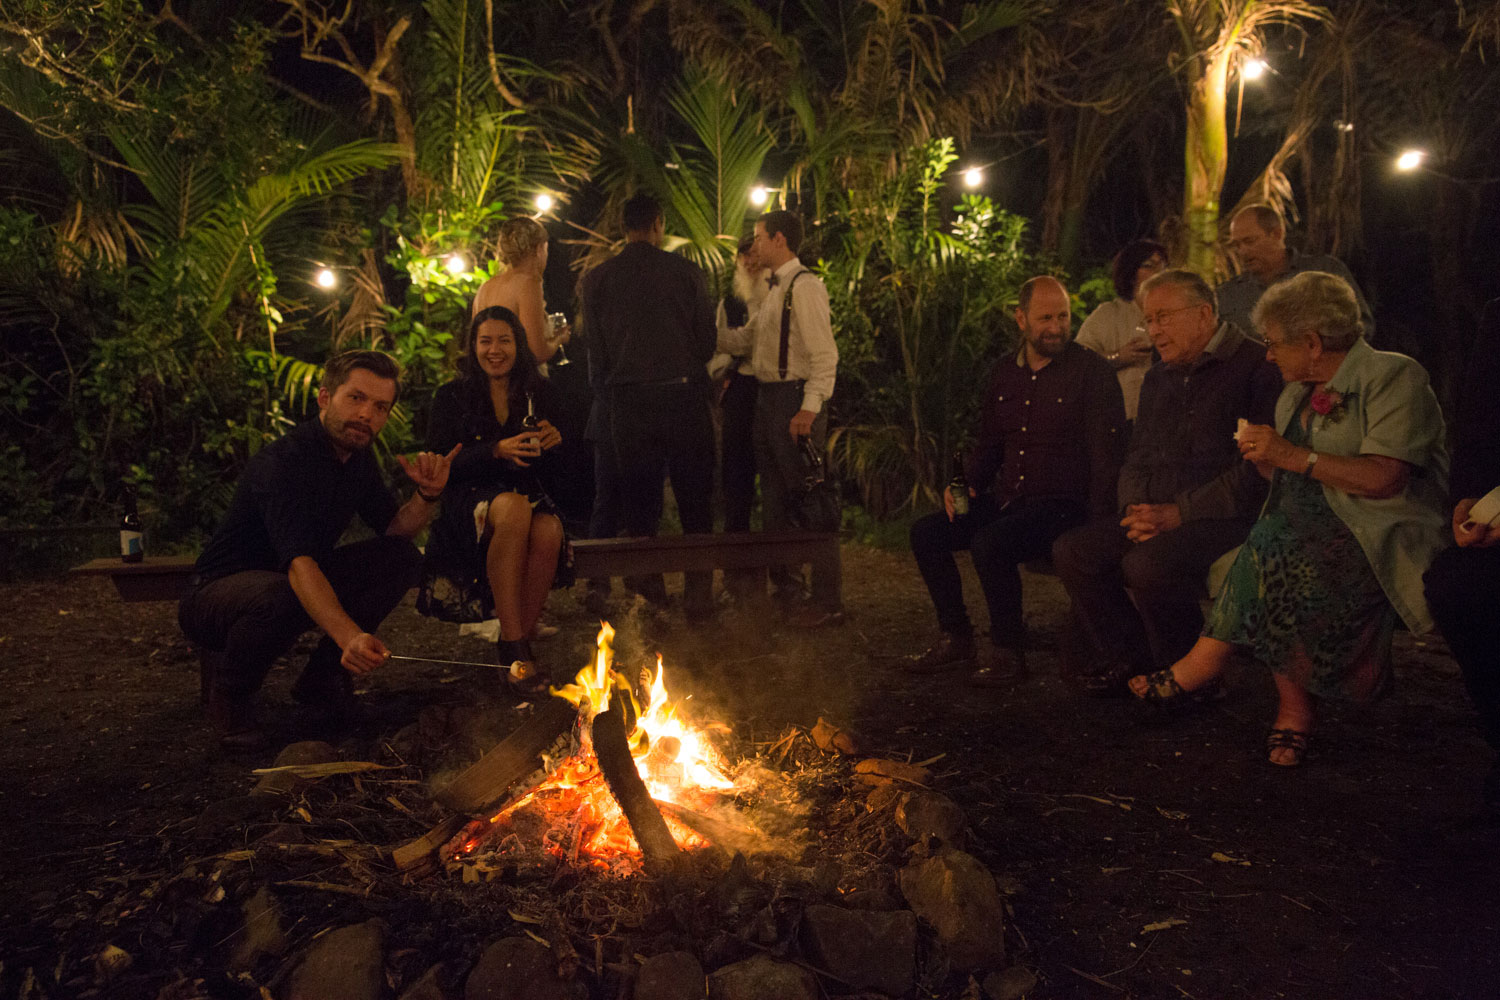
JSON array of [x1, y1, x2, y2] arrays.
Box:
[[469, 622, 741, 870]]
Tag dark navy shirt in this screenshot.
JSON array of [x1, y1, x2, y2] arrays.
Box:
[[193, 418, 399, 582]]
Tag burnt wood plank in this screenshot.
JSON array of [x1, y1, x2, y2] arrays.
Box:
[[433, 696, 579, 816]]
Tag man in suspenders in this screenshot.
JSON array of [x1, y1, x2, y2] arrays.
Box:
[[720, 210, 844, 627]]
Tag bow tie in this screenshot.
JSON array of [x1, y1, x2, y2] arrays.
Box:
[[766, 274, 779, 288]]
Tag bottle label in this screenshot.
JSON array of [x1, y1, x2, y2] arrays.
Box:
[[120, 531, 143, 558]]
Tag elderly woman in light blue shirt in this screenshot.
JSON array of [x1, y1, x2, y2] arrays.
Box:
[[1128, 271, 1449, 767]]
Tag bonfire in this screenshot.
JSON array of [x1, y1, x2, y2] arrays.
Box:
[[448, 623, 754, 875]]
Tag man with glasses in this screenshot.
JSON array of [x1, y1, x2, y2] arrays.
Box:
[[1217, 204, 1374, 341], [1053, 270, 1282, 694]]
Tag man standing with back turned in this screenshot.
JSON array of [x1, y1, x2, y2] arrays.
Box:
[[580, 193, 718, 620], [718, 211, 842, 627], [179, 350, 458, 749]]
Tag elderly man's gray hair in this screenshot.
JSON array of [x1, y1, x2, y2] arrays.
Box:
[[1139, 268, 1218, 315], [1252, 271, 1363, 352]]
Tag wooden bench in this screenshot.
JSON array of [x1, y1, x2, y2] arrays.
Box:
[[71, 531, 840, 603]]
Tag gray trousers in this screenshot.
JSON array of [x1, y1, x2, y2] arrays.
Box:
[[752, 380, 842, 610]]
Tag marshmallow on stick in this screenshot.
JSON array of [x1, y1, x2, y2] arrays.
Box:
[[1233, 418, 1249, 443]]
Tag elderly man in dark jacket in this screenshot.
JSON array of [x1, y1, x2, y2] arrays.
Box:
[[1053, 269, 1282, 694]]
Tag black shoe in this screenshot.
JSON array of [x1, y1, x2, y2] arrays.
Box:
[[904, 635, 977, 674], [207, 690, 269, 751], [1079, 661, 1137, 697]]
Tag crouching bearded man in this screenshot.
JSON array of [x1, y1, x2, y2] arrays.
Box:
[[178, 350, 459, 749]]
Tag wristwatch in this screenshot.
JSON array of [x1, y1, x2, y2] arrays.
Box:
[[1302, 450, 1319, 476]]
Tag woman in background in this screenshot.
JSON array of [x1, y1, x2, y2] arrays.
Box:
[[1076, 238, 1167, 423], [419, 306, 572, 692], [472, 216, 571, 365]]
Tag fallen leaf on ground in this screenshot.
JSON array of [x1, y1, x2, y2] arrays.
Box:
[[1211, 851, 1251, 866], [1156, 807, 1188, 821], [1140, 918, 1188, 934]]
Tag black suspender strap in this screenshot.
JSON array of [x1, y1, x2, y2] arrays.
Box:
[[778, 270, 807, 380]]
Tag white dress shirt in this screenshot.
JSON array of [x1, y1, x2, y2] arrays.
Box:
[[717, 257, 839, 413]]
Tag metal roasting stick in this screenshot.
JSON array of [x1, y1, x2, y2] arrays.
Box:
[[386, 653, 504, 670]]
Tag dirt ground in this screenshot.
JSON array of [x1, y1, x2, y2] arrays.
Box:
[[1, 545, 1497, 999]]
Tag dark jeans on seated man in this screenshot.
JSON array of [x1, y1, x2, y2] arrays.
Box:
[[1424, 544, 1500, 804], [178, 535, 421, 706], [1052, 516, 1250, 678], [910, 495, 1087, 657]]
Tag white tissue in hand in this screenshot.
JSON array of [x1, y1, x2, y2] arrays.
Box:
[[1233, 418, 1248, 443], [1466, 485, 1500, 529]]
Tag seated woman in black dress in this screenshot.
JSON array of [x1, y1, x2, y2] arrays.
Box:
[[418, 305, 572, 691]]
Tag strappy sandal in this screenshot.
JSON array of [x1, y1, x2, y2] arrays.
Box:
[[1131, 668, 1224, 712], [1266, 728, 1312, 768]]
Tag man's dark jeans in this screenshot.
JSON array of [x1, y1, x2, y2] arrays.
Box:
[[909, 495, 1086, 649], [1051, 516, 1250, 671], [606, 382, 716, 614], [1425, 544, 1500, 752], [178, 535, 421, 700], [721, 371, 763, 597], [752, 382, 842, 611]]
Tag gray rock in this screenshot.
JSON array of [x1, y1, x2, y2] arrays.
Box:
[[983, 966, 1037, 1000], [253, 740, 339, 798], [285, 919, 387, 1000], [227, 886, 286, 972], [898, 850, 1005, 972], [634, 951, 704, 1000], [194, 794, 278, 837], [895, 792, 967, 849], [399, 962, 454, 1000], [707, 953, 818, 1000], [465, 937, 568, 1000], [800, 904, 916, 996]]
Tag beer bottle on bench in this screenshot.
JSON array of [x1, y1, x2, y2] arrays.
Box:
[[948, 449, 970, 518], [120, 483, 144, 563]]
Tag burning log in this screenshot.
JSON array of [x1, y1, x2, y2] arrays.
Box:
[[654, 799, 762, 857], [434, 697, 578, 815], [590, 702, 683, 874]]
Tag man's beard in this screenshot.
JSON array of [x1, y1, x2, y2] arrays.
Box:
[[323, 413, 375, 452], [732, 262, 769, 309], [1026, 329, 1068, 358]]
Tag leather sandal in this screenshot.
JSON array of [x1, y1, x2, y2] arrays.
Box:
[[1266, 728, 1312, 767], [1131, 668, 1223, 712]]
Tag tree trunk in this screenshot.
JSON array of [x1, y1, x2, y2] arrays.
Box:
[[1182, 52, 1231, 278]]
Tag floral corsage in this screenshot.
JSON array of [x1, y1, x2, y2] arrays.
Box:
[[1309, 387, 1349, 425]]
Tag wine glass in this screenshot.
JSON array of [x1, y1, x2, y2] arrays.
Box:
[[547, 311, 571, 367]]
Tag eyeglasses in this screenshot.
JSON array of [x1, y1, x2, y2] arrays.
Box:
[[1141, 304, 1203, 328]]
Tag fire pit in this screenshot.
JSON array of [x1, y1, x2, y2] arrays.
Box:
[[437, 623, 766, 878]]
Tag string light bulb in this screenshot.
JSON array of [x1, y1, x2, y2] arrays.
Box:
[[534, 193, 555, 212], [1242, 58, 1268, 81], [962, 167, 984, 189], [314, 268, 337, 290], [749, 186, 770, 207], [1395, 149, 1426, 172], [445, 253, 470, 275]]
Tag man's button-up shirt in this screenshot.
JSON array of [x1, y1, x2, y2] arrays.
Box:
[[967, 341, 1126, 516], [715, 256, 839, 414], [1119, 322, 1283, 519]]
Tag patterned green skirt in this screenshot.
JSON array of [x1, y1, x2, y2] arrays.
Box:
[[1204, 414, 1394, 703]]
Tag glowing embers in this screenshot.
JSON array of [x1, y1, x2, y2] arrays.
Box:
[[453, 623, 742, 875]]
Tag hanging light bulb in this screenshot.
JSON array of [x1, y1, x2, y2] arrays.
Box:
[[1395, 149, 1426, 172], [445, 253, 470, 275], [1242, 58, 1268, 81], [749, 185, 770, 207], [314, 268, 337, 290], [534, 192, 555, 212], [962, 167, 984, 189]]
